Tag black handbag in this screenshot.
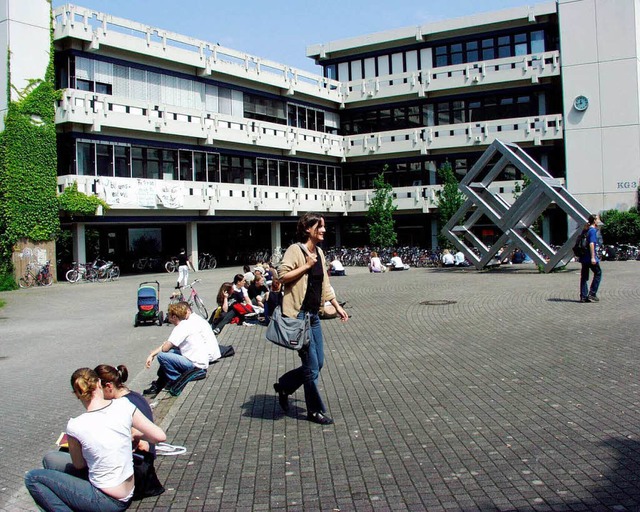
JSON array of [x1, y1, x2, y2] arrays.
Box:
[[132, 452, 165, 500]]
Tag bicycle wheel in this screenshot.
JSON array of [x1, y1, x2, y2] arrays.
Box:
[[165, 261, 175, 273], [198, 257, 206, 270], [19, 274, 35, 288], [42, 275, 53, 287], [210, 257, 217, 269], [97, 269, 109, 283], [65, 269, 79, 283], [192, 295, 208, 319], [86, 268, 98, 282], [109, 266, 120, 280]]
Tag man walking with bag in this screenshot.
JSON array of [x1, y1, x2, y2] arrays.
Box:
[[579, 214, 602, 303]]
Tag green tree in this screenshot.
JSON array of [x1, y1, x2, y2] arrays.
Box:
[[600, 208, 640, 244], [436, 161, 464, 248], [367, 169, 397, 247]]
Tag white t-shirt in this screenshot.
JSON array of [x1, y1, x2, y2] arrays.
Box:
[[66, 398, 136, 492], [390, 256, 404, 268], [186, 313, 221, 362], [330, 259, 344, 271], [442, 252, 455, 265], [370, 256, 383, 271], [454, 251, 465, 265], [168, 319, 210, 369]]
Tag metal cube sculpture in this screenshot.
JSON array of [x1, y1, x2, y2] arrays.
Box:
[[442, 140, 591, 273]]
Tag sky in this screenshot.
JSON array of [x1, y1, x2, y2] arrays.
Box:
[[52, 0, 541, 73]]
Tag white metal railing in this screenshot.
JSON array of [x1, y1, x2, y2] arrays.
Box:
[[52, 4, 342, 102], [56, 89, 344, 157], [343, 114, 563, 158], [341, 51, 560, 103], [58, 175, 544, 216]]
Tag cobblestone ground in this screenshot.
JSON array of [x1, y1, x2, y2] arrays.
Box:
[[1, 261, 639, 511]]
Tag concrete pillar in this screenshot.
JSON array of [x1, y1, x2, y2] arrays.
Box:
[[73, 223, 86, 263], [430, 217, 439, 249], [186, 222, 198, 270], [334, 222, 342, 247], [271, 221, 282, 253]]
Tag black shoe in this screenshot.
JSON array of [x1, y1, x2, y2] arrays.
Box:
[[308, 412, 334, 425], [580, 296, 591, 303], [588, 294, 599, 302], [143, 381, 160, 395], [273, 383, 289, 412]]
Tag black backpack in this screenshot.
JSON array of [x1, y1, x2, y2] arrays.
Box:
[[572, 230, 589, 257]]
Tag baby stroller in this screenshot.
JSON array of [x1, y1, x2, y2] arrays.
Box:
[[134, 281, 163, 327]]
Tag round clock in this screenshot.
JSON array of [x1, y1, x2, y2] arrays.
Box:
[[574, 95, 589, 112]]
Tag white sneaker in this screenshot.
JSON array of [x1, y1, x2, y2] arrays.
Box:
[[242, 322, 254, 327]]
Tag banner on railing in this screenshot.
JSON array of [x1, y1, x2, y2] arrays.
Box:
[[99, 178, 184, 208]]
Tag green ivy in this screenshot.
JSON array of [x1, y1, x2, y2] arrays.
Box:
[[0, 2, 58, 289], [59, 182, 109, 217]]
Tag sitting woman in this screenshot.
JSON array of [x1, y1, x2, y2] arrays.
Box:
[[94, 364, 156, 457], [369, 251, 384, 273], [25, 367, 166, 512]]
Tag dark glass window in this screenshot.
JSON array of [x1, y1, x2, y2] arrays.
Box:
[[531, 30, 545, 53], [162, 150, 177, 180], [257, 158, 268, 186], [179, 151, 193, 181], [77, 142, 94, 176], [268, 160, 278, 186], [115, 146, 130, 178], [450, 43, 463, 65], [132, 147, 144, 179], [498, 36, 511, 58], [289, 162, 299, 188], [96, 144, 112, 177], [466, 41, 479, 62], [482, 38, 495, 60], [194, 151, 206, 182], [207, 153, 220, 182], [146, 149, 160, 180], [279, 161, 289, 187]]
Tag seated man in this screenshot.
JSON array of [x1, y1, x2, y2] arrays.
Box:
[[144, 302, 209, 395], [329, 256, 346, 276], [441, 249, 455, 267], [389, 252, 408, 271], [182, 301, 221, 364]]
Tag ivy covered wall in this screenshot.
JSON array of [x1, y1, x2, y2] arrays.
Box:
[[0, 3, 59, 289]]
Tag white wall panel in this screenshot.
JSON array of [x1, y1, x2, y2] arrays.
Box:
[[564, 128, 602, 195], [420, 48, 432, 70], [338, 62, 349, 81], [561, 63, 601, 129], [558, 0, 597, 66], [231, 89, 243, 117], [599, 59, 640, 127], [595, 0, 638, 61], [377, 55, 389, 77], [405, 50, 418, 73], [601, 125, 640, 193], [350, 60, 362, 81]]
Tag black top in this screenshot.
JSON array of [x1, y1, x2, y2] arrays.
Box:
[[248, 281, 268, 300], [301, 248, 323, 313], [125, 391, 156, 458], [177, 253, 188, 266]]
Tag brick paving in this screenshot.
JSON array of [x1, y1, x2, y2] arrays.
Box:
[[1, 261, 639, 511]]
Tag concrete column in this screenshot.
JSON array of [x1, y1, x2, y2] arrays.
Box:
[[430, 217, 439, 249], [271, 221, 282, 253], [334, 222, 342, 247], [73, 223, 86, 263], [186, 222, 198, 270]]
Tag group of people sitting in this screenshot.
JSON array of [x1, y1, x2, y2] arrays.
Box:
[[208, 264, 283, 336], [440, 249, 471, 267]]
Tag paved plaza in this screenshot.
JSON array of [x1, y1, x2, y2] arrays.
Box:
[[1, 261, 639, 511]]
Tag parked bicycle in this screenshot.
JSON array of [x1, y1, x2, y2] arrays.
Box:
[[169, 278, 208, 319], [132, 256, 161, 272], [65, 261, 97, 283], [96, 260, 120, 282], [20, 261, 53, 288], [164, 256, 179, 273], [198, 252, 217, 270]]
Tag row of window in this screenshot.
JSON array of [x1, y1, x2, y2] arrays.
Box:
[[340, 92, 540, 135], [64, 140, 343, 190], [323, 28, 552, 81], [57, 55, 339, 133]]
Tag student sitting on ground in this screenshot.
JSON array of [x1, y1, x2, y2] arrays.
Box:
[[329, 255, 346, 276], [389, 252, 409, 270], [441, 249, 455, 267], [369, 251, 385, 273], [143, 302, 210, 395], [248, 274, 268, 311]]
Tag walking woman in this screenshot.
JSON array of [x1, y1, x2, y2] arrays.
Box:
[[176, 248, 194, 289], [25, 368, 166, 511], [273, 212, 348, 425]]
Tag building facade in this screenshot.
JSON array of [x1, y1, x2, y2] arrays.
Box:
[[2, 0, 639, 268]]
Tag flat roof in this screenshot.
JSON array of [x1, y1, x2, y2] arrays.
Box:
[[306, 2, 557, 61]]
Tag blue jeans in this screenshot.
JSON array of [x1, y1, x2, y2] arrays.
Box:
[[278, 312, 326, 414], [580, 261, 602, 298], [157, 350, 195, 381], [25, 452, 130, 512]]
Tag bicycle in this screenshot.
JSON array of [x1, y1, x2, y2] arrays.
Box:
[[171, 278, 208, 319], [20, 261, 53, 288], [66, 261, 99, 283], [165, 256, 179, 273], [198, 252, 217, 270]]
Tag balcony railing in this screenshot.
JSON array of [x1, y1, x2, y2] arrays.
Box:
[[341, 51, 560, 104], [53, 4, 342, 102], [57, 89, 563, 159], [58, 175, 542, 216], [343, 114, 563, 158]]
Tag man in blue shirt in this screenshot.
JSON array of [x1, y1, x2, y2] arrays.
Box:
[[579, 214, 602, 303]]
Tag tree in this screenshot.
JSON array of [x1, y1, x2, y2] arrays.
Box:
[[600, 208, 640, 244], [436, 161, 465, 248], [367, 169, 397, 247]]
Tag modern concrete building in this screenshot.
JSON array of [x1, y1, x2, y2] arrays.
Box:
[[2, 0, 639, 267]]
